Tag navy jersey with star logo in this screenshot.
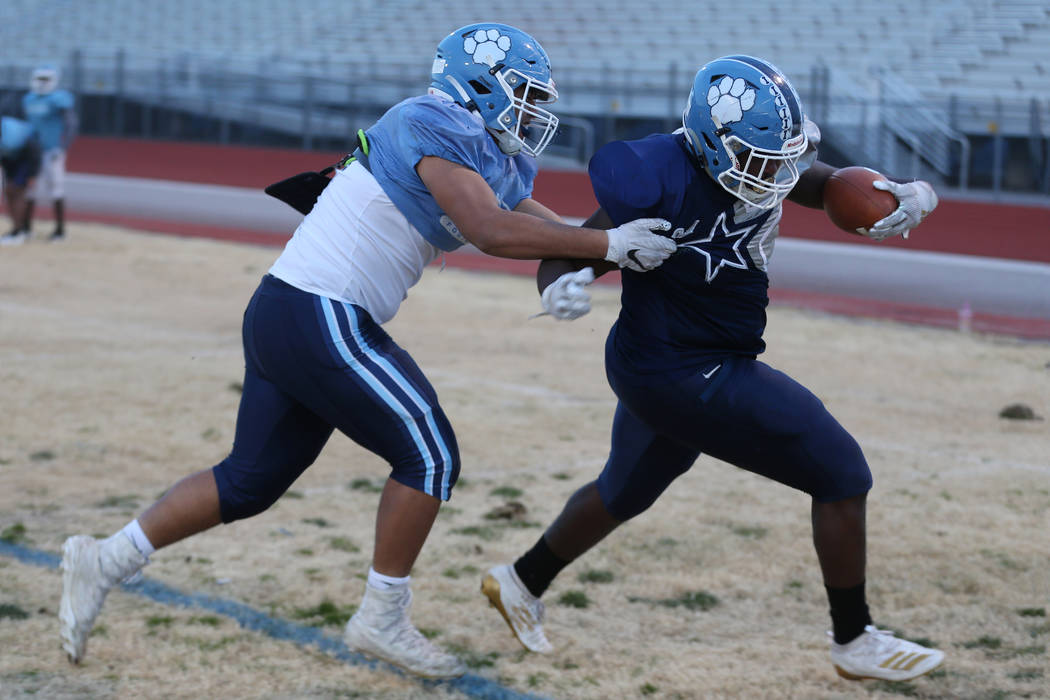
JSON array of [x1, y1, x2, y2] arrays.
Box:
[[590, 132, 783, 379]]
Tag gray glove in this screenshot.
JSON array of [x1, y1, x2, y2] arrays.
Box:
[[540, 267, 595, 320], [604, 218, 675, 271], [859, 180, 939, 241]]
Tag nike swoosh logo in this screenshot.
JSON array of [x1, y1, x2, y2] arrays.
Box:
[[625, 249, 643, 268], [702, 364, 722, 379]]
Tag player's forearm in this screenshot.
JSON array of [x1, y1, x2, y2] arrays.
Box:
[[538, 256, 616, 289], [788, 160, 836, 209], [465, 209, 608, 260], [790, 160, 917, 210], [535, 215, 619, 292], [537, 259, 579, 294]]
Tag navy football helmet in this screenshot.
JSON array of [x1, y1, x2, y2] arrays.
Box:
[[682, 56, 809, 209], [430, 23, 559, 157]]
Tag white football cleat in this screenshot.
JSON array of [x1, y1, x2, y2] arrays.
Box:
[[59, 534, 147, 664], [344, 582, 466, 680], [830, 625, 944, 681], [481, 564, 553, 653], [0, 229, 31, 246]]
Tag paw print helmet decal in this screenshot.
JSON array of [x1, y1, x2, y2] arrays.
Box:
[[431, 23, 559, 157], [682, 55, 809, 209]]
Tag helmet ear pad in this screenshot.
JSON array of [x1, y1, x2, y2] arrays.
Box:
[[431, 24, 560, 157], [682, 55, 808, 209]]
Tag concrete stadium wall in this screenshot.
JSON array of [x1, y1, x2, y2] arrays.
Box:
[[65, 137, 1050, 264]]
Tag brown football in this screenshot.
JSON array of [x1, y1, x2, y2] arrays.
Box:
[[823, 166, 898, 234]]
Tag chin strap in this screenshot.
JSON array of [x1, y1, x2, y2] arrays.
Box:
[[492, 128, 522, 155]]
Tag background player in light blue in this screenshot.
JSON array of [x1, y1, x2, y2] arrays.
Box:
[[23, 66, 77, 241], [482, 55, 945, 683], [57, 23, 676, 680], [0, 115, 42, 245]]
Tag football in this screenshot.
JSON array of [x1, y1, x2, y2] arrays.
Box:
[[823, 166, 898, 234]]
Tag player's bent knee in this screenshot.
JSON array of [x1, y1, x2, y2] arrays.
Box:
[[603, 499, 647, 522], [392, 451, 461, 501], [216, 482, 283, 523], [597, 457, 690, 522], [598, 484, 658, 522], [813, 454, 873, 502], [813, 477, 872, 504], [212, 459, 299, 523]]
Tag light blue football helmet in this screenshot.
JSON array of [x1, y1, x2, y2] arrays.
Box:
[[682, 55, 809, 209], [430, 23, 559, 157]]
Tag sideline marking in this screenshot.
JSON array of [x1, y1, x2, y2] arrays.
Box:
[[0, 541, 550, 700]]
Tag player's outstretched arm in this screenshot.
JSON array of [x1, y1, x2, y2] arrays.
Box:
[[788, 159, 938, 240], [417, 156, 674, 269]]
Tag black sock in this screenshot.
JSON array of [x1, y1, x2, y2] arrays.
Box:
[[826, 582, 872, 644], [513, 535, 569, 598], [54, 199, 65, 233]]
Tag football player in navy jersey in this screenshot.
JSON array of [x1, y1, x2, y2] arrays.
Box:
[[482, 55, 944, 682], [57, 23, 675, 679]]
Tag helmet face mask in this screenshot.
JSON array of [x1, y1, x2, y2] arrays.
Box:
[[683, 55, 808, 209], [490, 67, 559, 156], [718, 133, 808, 208], [431, 24, 559, 157]]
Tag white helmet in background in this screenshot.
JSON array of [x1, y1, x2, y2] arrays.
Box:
[[30, 66, 60, 95]]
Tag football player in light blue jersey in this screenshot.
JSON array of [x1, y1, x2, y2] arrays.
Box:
[[483, 56, 945, 683], [57, 23, 676, 679], [22, 66, 77, 241], [0, 116, 42, 246]]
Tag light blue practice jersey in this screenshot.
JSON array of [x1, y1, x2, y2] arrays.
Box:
[[0, 116, 36, 155], [364, 94, 537, 251], [22, 89, 74, 150]]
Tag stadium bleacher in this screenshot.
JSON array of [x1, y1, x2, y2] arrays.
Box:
[[0, 0, 1047, 190], [1, 0, 1047, 104]]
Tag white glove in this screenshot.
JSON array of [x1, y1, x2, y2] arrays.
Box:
[[859, 180, 939, 241], [604, 218, 675, 271], [540, 267, 595, 320]]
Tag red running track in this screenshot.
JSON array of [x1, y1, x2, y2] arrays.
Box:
[[24, 137, 1050, 339]]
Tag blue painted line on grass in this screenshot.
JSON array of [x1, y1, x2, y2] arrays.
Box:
[[0, 540, 551, 700]]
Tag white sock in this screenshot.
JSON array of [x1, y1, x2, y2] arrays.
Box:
[[120, 519, 156, 558], [367, 567, 410, 590]]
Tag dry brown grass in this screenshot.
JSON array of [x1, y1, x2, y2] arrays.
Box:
[[1, 222, 1047, 699]]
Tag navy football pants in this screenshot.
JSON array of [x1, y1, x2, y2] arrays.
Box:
[[212, 275, 459, 523], [598, 354, 872, 522]]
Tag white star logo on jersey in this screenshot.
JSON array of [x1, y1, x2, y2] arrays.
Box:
[[676, 211, 754, 282]]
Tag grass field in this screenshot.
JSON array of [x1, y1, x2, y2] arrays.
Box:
[[1, 222, 1047, 699]]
